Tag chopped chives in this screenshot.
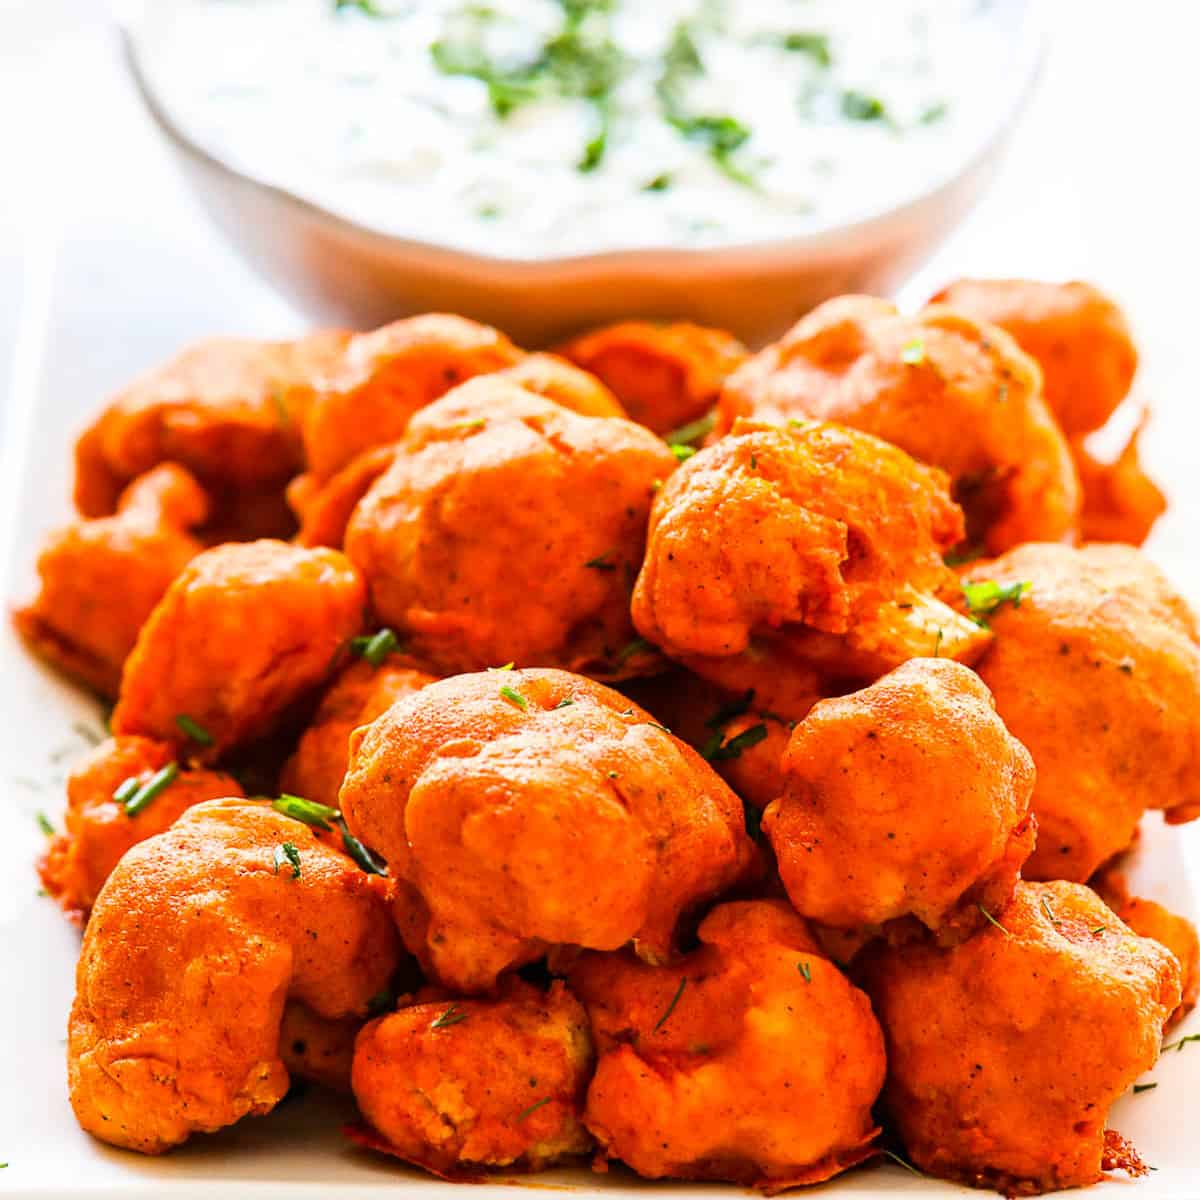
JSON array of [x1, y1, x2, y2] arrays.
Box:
[[175, 714, 213, 746], [124, 762, 180, 817], [499, 685, 529, 711], [351, 627, 399, 667], [273, 794, 339, 831], [339, 818, 387, 875]]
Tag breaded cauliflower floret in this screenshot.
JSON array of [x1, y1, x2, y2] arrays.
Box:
[[345, 378, 676, 678], [350, 979, 593, 1176], [112, 540, 365, 760], [39, 734, 243, 921], [631, 419, 990, 703], [964, 542, 1200, 880], [14, 464, 209, 697], [571, 899, 885, 1189], [861, 880, 1181, 1194], [556, 319, 746, 434], [718, 296, 1080, 553], [339, 668, 757, 993], [763, 658, 1035, 941], [68, 799, 401, 1153]]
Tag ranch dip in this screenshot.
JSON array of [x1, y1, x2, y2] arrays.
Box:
[[136, 0, 998, 258]]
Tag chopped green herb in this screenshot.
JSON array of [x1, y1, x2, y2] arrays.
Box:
[[944, 546, 983, 568], [1133, 1082, 1158, 1094], [499, 685, 529, 711], [705, 689, 755, 730], [1041, 895, 1059, 926], [339, 818, 387, 875], [883, 1149, 925, 1177], [933, 628, 944, 657], [517, 1096, 552, 1122], [584, 554, 617, 571], [123, 762, 180, 817], [798, 961, 812, 982], [112, 776, 140, 805], [615, 637, 650, 666], [662, 411, 715, 446], [647, 721, 671, 734], [962, 579, 1031, 627], [750, 453, 758, 469], [490, 662, 516, 672], [1091, 925, 1108, 935], [918, 100, 948, 125], [351, 627, 400, 667], [274, 794, 339, 831], [431, 1004, 469, 1030], [36, 811, 55, 837], [704, 722, 768, 762], [274, 842, 302, 880], [670, 443, 697, 462], [175, 714, 213, 746], [334, 0, 388, 13], [554, 698, 576, 709], [776, 32, 831, 66], [978, 904, 1009, 935], [841, 89, 888, 122], [1163, 1033, 1200, 1053], [653, 977, 687, 1032], [366, 987, 398, 1017], [642, 172, 672, 192], [900, 339, 926, 366]]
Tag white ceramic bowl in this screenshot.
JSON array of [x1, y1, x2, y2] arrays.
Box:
[[120, 4, 1044, 347]]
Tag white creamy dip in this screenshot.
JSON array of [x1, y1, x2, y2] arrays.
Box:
[[136, 0, 1000, 258]]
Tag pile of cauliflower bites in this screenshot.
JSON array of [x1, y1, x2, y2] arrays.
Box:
[[18, 281, 1200, 1196]]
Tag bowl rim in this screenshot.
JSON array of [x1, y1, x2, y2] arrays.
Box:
[[118, 2, 1047, 274]]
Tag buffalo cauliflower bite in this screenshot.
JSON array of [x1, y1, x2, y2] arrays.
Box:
[[345, 378, 676, 678], [861, 880, 1181, 1193], [718, 296, 1080, 553], [73, 332, 349, 530], [498, 352, 625, 418], [280, 656, 438, 809], [1113, 899, 1199, 1027], [339, 668, 757, 993], [278, 1001, 363, 1092], [349, 979, 593, 1176], [112, 540, 365, 761], [631, 420, 990, 698], [301, 313, 522, 483], [929, 279, 1137, 437], [570, 899, 885, 1189], [39, 735, 244, 922], [14, 464, 209, 697], [68, 798, 401, 1153], [762, 658, 1035, 941], [963, 542, 1200, 880], [556, 320, 747, 434]]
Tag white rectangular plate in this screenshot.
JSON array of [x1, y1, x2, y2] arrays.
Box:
[[4, 234, 1200, 1200]]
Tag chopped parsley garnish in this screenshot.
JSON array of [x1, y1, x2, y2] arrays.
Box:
[[977, 904, 1009, 935], [122, 762, 180, 817], [351, 627, 400, 666], [900, 339, 926, 366], [274, 842, 302, 879], [662, 411, 715, 446], [653, 977, 687, 1032], [642, 172, 672, 192], [777, 32, 832, 66], [499, 684, 529, 711], [517, 1096, 552, 1122], [962, 579, 1031, 626], [274, 794, 339, 831], [797, 961, 812, 982], [670, 443, 697, 462], [431, 1004, 469, 1030], [1133, 1082, 1158, 1094], [36, 811, 55, 837], [339, 818, 387, 875], [584, 554, 617, 571], [841, 89, 888, 122], [175, 714, 213, 746], [704, 722, 768, 762]]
